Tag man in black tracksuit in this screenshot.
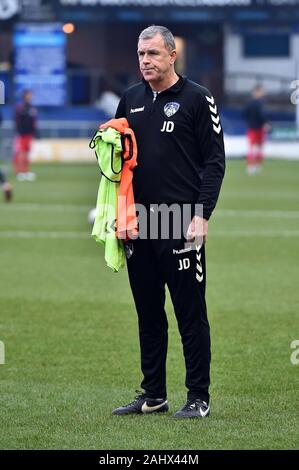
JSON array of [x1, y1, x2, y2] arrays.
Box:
[[112, 25, 225, 419]]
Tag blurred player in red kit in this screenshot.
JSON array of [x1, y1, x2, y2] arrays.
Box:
[[14, 89, 37, 181], [244, 85, 269, 174]]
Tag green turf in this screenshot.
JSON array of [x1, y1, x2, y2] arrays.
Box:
[[0, 160, 298, 450]]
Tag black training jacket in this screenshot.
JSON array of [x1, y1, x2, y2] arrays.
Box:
[[115, 75, 225, 220]]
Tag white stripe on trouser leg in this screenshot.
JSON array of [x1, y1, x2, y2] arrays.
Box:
[[196, 245, 203, 283]]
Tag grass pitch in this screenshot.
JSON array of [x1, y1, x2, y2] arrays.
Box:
[[0, 160, 298, 449]]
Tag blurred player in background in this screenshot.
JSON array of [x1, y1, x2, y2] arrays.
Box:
[[13, 89, 37, 181], [0, 108, 13, 202], [0, 168, 12, 202], [244, 84, 269, 174]]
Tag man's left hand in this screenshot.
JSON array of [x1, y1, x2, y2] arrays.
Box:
[[186, 215, 208, 244]]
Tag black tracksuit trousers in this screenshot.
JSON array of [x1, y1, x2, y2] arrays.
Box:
[[125, 228, 211, 404]]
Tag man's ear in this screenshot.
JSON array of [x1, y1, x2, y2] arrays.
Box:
[[170, 50, 177, 65]]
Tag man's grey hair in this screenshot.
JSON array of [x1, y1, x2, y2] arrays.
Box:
[[138, 25, 176, 52]]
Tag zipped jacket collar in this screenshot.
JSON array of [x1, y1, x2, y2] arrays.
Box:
[[142, 75, 186, 96]]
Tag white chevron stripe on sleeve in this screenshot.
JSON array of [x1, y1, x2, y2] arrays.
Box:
[[205, 95, 214, 105], [211, 114, 220, 125], [196, 264, 203, 274], [213, 124, 222, 134], [205, 95, 221, 133]]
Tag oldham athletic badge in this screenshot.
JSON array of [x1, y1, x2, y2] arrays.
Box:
[[164, 102, 180, 118]]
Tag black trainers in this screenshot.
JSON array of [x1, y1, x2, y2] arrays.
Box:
[[112, 390, 168, 415], [173, 398, 210, 419]]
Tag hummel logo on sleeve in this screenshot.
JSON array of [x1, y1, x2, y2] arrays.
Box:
[[205, 95, 222, 134], [130, 106, 145, 113]]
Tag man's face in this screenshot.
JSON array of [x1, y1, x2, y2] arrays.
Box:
[[254, 88, 264, 99], [137, 34, 176, 84], [24, 92, 32, 103]]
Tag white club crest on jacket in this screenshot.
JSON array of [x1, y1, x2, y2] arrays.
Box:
[[164, 102, 180, 118]]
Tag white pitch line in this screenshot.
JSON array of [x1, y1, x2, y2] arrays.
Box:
[[224, 190, 299, 199], [0, 230, 298, 239], [215, 209, 299, 219], [1, 204, 299, 220], [0, 203, 91, 212], [213, 230, 299, 237], [0, 231, 90, 239]]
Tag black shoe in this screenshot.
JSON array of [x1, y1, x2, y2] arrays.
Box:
[[112, 390, 168, 416], [173, 398, 210, 419]]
